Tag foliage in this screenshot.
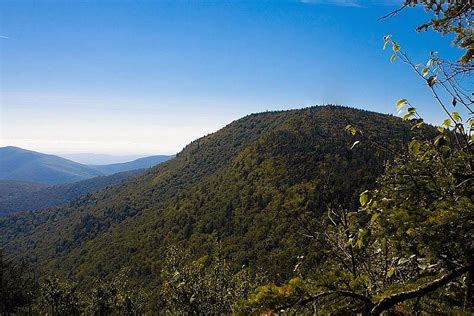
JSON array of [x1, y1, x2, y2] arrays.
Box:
[[0, 106, 427, 313], [159, 245, 265, 314], [0, 251, 37, 314], [0, 169, 144, 216], [407, 0, 473, 64]]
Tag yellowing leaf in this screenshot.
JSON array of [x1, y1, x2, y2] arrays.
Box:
[[360, 191, 369, 206], [452, 112, 461, 122], [345, 125, 357, 136], [442, 119, 451, 128], [390, 54, 397, 63], [396, 98, 408, 110], [468, 118, 474, 127]]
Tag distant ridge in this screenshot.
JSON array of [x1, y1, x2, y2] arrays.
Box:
[[0, 146, 104, 185], [91, 155, 174, 175], [0, 146, 174, 185]]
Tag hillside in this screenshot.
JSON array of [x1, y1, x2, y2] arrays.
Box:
[[0, 180, 49, 202], [0, 147, 173, 185], [0, 147, 104, 185], [91, 155, 173, 175], [0, 169, 145, 216], [0, 106, 431, 297]]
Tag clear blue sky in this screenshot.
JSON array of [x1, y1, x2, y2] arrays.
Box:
[[0, 0, 462, 155]]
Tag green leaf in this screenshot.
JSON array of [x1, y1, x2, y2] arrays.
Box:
[[452, 112, 461, 122], [396, 98, 408, 110], [387, 267, 395, 278], [392, 43, 400, 52], [359, 190, 369, 206], [370, 212, 380, 224], [347, 237, 354, 246], [390, 54, 397, 63], [350, 140, 360, 150], [408, 140, 420, 155], [442, 119, 451, 128], [402, 108, 416, 121], [357, 239, 363, 249], [421, 68, 429, 77], [398, 258, 409, 265]]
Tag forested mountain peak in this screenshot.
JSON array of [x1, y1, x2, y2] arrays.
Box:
[[0, 105, 434, 310]]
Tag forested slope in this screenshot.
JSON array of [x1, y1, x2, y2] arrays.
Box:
[[0, 169, 144, 216], [0, 180, 48, 202], [0, 106, 431, 291]]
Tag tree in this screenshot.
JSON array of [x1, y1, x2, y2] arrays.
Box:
[[0, 251, 37, 315], [243, 1, 473, 314]]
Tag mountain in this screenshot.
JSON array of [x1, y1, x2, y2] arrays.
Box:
[[91, 155, 174, 175], [0, 106, 432, 298], [59, 153, 148, 165], [0, 169, 144, 216], [0, 147, 104, 185], [0, 180, 49, 202], [0, 147, 173, 185]]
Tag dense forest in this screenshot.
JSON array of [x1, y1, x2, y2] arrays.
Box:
[[0, 169, 144, 216], [1, 105, 434, 313], [1, 0, 473, 314], [0, 181, 48, 202]]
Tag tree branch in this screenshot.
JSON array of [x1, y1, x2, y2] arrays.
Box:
[[370, 262, 473, 315], [277, 289, 373, 312]]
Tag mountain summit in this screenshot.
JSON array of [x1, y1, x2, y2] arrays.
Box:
[[0, 106, 428, 293]]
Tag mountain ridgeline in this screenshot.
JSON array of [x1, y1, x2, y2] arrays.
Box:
[[0, 146, 173, 185], [0, 147, 104, 185], [90, 155, 174, 175], [0, 106, 431, 302]]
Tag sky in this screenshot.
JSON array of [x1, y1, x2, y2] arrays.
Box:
[[0, 0, 464, 155]]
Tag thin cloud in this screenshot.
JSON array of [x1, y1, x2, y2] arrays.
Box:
[[0, 35, 9, 39]]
